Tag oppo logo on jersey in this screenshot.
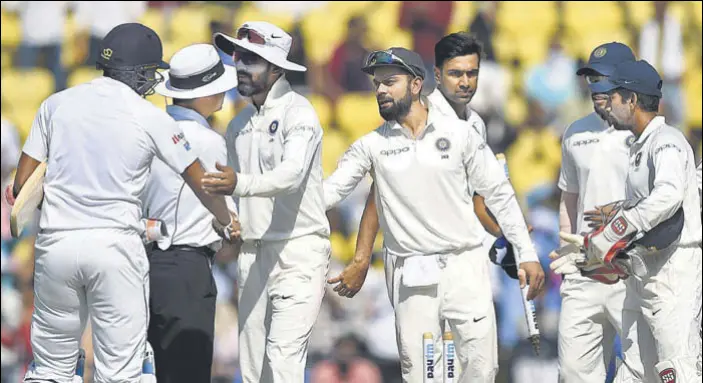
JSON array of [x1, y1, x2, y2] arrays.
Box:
[[572, 138, 600, 147], [380, 147, 410, 156]]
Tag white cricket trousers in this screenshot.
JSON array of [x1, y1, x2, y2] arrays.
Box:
[[623, 246, 702, 382], [24, 229, 149, 383], [237, 234, 330, 383], [384, 246, 498, 383], [557, 277, 653, 383]]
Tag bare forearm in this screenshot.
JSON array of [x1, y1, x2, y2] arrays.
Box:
[[354, 187, 380, 263], [560, 192, 578, 245], [12, 153, 41, 196], [182, 161, 231, 225], [473, 194, 502, 237]]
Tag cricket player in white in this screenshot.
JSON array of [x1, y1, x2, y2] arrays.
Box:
[[202, 22, 330, 382], [323, 47, 544, 383], [11, 24, 236, 383], [339, 34, 500, 291], [140, 44, 239, 383], [549, 43, 650, 383], [563, 59, 702, 382]]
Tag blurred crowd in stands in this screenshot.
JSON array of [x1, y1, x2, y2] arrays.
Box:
[[1, 1, 701, 382]]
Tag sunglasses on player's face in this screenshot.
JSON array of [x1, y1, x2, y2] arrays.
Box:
[[365, 50, 419, 78], [236, 27, 267, 45]]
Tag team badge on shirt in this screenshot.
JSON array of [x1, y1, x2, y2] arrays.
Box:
[[269, 120, 279, 134], [435, 137, 451, 152]]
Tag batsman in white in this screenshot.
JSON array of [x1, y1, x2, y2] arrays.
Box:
[[548, 42, 652, 383], [140, 43, 240, 383], [10, 23, 236, 383], [201, 22, 330, 382], [322, 47, 543, 383], [563, 60, 702, 382]]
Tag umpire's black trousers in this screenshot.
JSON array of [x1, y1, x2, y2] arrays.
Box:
[[147, 245, 217, 383]]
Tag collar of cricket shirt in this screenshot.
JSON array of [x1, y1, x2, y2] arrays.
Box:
[[259, 76, 293, 112], [635, 115, 666, 144], [166, 104, 212, 130], [427, 87, 472, 121]]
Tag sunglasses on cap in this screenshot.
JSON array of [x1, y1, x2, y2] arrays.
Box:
[[236, 27, 267, 45], [364, 50, 419, 78]]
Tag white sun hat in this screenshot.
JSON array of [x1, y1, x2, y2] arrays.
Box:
[[213, 21, 307, 72], [155, 44, 237, 99]]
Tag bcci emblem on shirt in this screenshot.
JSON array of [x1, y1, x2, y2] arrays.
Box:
[[436, 137, 451, 159]]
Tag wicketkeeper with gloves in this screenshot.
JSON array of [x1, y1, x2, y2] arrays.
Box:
[[556, 59, 702, 382]]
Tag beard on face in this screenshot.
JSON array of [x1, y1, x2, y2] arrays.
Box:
[[235, 61, 271, 97], [378, 83, 413, 122]]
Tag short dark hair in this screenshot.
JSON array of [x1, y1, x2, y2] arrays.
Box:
[[434, 32, 484, 68], [614, 88, 660, 113]]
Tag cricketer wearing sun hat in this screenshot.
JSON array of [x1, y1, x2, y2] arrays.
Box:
[[204, 21, 332, 383], [141, 43, 240, 383]]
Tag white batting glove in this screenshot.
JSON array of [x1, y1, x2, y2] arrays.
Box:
[[548, 242, 584, 275]]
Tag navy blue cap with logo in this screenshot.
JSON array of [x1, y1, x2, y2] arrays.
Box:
[[96, 23, 169, 70], [588, 59, 663, 98], [361, 47, 426, 80], [576, 42, 635, 77]]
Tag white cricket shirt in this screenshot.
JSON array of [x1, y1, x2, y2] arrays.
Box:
[[22, 77, 196, 233], [225, 77, 330, 241], [558, 113, 634, 235], [427, 88, 487, 141], [624, 116, 701, 246], [323, 106, 537, 261], [142, 105, 234, 251]]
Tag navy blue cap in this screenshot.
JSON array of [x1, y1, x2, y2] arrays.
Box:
[[361, 47, 426, 79], [97, 23, 169, 70], [576, 42, 635, 76], [588, 60, 663, 97]]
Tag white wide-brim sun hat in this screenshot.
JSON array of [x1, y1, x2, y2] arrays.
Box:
[[155, 43, 238, 99], [213, 21, 307, 72]]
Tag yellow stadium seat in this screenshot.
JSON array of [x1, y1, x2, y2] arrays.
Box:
[[302, 7, 347, 65], [514, 35, 551, 69], [381, 30, 413, 51], [335, 92, 383, 141], [322, 128, 350, 177], [67, 67, 101, 88], [365, 1, 404, 49], [496, 2, 558, 40], [6, 106, 38, 143], [328, 1, 374, 16], [695, 1, 702, 27], [330, 231, 353, 263], [140, 9, 168, 40], [308, 94, 333, 129], [1, 8, 22, 48], [1, 69, 54, 109], [170, 6, 211, 45], [1, 49, 11, 69], [233, 3, 296, 33], [493, 32, 518, 64], [505, 92, 527, 127], [448, 1, 475, 34], [685, 70, 702, 128], [564, 2, 624, 36], [624, 1, 654, 28]]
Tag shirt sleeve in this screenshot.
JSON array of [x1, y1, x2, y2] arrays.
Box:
[[323, 136, 373, 210], [462, 127, 538, 263], [557, 132, 578, 193], [22, 100, 50, 162], [625, 132, 689, 232], [233, 106, 322, 197], [145, 113, 197, 175]]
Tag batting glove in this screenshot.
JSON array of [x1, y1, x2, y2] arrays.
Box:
[[548, 242, 583, 275]]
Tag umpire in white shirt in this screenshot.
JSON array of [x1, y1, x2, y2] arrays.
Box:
[[140, 44, 238, 383], [323, 47, 542, 383], [12, 24, 236, 383], [202, 22, 330, 382]]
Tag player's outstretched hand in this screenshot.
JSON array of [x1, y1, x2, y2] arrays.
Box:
[[548, 242, 583, 275], [327, 257, 371, 298], [518, 261, 546, 300], [202, 163, 237, 195]]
